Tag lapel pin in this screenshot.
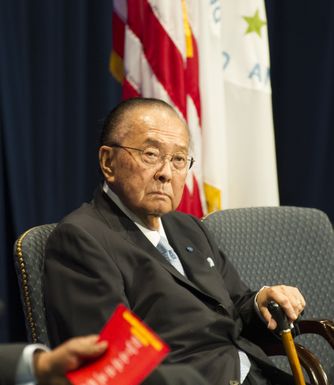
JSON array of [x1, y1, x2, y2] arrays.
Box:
[[186, 246, 194, 252], [207, 257, 215, 267]]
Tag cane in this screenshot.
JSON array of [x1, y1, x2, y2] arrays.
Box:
[[267, 301, 306, 385]]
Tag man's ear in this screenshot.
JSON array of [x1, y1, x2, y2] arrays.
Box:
[[99, 146, 115, 182]]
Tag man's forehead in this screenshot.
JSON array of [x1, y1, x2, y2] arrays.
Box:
[[125, 103, 179, 122], [120, 104, 189, 138]]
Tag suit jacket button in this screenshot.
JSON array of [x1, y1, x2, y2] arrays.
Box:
[[216, 304, 226, 314]]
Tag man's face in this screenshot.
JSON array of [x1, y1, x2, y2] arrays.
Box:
[[100, 105, 190, 229]]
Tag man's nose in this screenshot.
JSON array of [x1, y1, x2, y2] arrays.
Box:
[[154, 156, 173, 182]]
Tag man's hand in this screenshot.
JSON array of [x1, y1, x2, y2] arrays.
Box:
[[256, 285, 306, 330], [34, 335, 108, 385]]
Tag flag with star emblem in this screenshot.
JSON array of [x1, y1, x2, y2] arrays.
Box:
[[217, 0, 279, 208], [110, 0, 279, 215]]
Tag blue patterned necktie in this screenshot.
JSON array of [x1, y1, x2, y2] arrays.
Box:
[[156, 236, 186, 276]]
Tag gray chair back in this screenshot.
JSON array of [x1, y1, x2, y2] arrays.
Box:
[[203, 206, 334, 381], [14, 223, 57, 346]]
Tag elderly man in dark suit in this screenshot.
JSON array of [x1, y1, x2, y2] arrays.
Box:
[[44, 98, 306, 385]]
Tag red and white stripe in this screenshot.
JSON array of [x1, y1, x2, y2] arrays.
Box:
[[112, 0, 205, 217]]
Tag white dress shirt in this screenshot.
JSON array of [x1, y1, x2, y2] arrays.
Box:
[[15, 344, 48, 385]]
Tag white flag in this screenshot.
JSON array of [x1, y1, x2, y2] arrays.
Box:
[[220, 0, 279, 208], [187, 0, 229, 213]]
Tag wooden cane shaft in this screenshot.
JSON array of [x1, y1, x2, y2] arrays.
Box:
[[281, 331, 306, 385]]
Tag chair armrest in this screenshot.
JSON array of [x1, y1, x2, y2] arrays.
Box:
[[295, 344, 330, 385], [298, 319, 334, 349], [260, 340, 330, 385]]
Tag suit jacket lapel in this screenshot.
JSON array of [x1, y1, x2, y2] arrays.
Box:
[[94, 187, 227, 307], [162, 216, 233, 309]]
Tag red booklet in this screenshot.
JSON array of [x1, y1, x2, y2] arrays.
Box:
[[66, 304, 170, 385]]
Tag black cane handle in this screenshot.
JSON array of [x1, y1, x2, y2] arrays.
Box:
[[267, 300, 290, 333]]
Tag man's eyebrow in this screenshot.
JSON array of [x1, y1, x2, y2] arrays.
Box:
[[143, 139, 189, 152], [142, 138, 161, 146]]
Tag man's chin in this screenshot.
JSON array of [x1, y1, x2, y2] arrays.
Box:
[[146, 204, 173, 217], [147, 209, 170, 217]]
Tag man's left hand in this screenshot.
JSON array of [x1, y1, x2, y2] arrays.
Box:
[[256, 285, 306, 330]]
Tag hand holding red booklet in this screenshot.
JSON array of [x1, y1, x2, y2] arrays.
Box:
[[66, 304, 170, 385]]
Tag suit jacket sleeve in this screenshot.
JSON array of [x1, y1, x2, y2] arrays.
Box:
[[0, 344, 26, 385], [45, 222, 130, 346]]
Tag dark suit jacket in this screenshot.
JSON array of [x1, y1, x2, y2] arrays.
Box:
[[45, 187, 294, 385], [0, 344, 25, 385], [145, 365, 210, 385]]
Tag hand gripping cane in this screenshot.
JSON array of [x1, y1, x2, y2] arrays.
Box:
[[267, 301, 306, 385]]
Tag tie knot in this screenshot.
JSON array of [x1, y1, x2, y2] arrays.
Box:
[[156, 236, 186, 276]]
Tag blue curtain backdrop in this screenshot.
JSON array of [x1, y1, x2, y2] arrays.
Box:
[[266, 1, 334, 213], [0, 0, 334, 342], [0, 0, 120, 341]]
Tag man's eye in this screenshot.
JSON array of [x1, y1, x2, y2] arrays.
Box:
[[174, 154, 186, 162], [143, 149, 159, 158]]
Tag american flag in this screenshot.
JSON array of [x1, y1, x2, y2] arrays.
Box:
[[110, 0, 279, 216]]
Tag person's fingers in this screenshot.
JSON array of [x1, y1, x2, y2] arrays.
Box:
[[35, 335, 108, 385], [271, 288, 297, 321], [275, 287, 305, 322], [259, 306, 277, 330], [45, 335, 108, 374], [257, 285, 306, 325], [66, 335, 108, 358]]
